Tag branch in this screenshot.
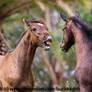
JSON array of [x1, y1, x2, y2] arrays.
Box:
[[0, 0, 32, 24], [37, 49, 61, 88], [36, 1, 52, 31], [37, 0, 74, 17], [56, 0, 74, 16]]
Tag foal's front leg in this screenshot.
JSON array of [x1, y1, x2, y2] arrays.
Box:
[[17, 70, 34, 92], [0, 79, 14, 92]]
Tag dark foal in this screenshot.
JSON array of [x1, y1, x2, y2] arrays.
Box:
[[60, 12, 92, 92]]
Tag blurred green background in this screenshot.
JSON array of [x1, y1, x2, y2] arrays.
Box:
[[0, 0, 92, 92]]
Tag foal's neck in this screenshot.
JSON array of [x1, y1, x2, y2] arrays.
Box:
[[13, 30, 37, 68], [72, 26, 92, 62]]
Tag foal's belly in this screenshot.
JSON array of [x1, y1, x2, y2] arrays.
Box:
[[75, 61, 92, 86]]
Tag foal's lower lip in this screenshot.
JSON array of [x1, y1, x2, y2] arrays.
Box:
[[44, 46, 50, 50]]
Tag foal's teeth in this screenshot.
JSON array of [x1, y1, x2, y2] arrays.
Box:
[[42, 41, 51, 50], [45, 46, 50, 50]]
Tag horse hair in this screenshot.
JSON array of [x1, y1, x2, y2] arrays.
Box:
[[70, 17, 92, 35]]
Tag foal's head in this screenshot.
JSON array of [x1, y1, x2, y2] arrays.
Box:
[[23, 18, 52, 50], [60, 12, 80, 52]]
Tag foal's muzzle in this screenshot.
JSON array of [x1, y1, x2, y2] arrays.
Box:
[[43, 36, 52, 50], [60, 43, 67, 52]]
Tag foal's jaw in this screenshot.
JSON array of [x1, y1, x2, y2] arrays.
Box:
[[60, 40, 72, 52], [60, 44, 68, 52]]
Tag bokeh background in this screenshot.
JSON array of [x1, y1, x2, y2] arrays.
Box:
[[0, 0, 92, 92]]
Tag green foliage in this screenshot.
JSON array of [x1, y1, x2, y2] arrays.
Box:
[[78, 0, 92, 10], [65, 81, 71, 92]]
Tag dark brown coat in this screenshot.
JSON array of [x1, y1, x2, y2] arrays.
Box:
[[60, 12, 92, 92]]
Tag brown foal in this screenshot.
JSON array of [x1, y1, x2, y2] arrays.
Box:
[[60, 12, 92, 92], [0, 18, 52, 92]]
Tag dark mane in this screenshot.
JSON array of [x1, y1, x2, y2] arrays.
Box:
[[31, 21, 41, 23], [31, 19, 45, 25], [7, 31, 27, 53], [70, 17, 92, 35], [15, 31, 27, 48]]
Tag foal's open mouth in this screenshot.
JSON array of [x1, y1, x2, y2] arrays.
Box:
[[43, 40, 52, 51]]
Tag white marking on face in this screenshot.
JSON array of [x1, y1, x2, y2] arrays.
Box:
[[37, 23, 44, 26]]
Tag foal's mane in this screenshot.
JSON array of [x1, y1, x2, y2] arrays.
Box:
[[15, 31, 27, 48], [7, 31, 27, 53], [70, 17, 92, 36]]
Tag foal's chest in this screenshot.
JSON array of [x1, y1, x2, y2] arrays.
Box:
[[75, 61, 92, 85]]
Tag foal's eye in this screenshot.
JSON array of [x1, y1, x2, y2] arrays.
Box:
[[32, 28, 37, 31]]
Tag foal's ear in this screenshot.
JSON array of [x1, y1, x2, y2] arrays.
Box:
[[23, 18, 30, 26], [75, 11, 80, 19], [60, 13, 68, 22]]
